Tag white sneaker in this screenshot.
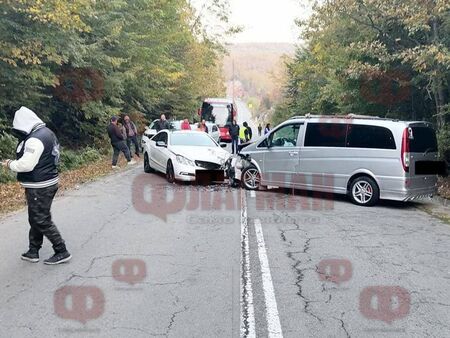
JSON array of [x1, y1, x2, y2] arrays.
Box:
[[112, 165, 120, 169], [127, 160, 137, 165]]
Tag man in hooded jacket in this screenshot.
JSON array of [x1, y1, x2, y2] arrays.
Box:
[[1, 107, 72, 265]]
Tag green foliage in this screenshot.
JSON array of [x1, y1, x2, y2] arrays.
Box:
[[0, 0, 230, 148], [0, 133, 16, 160], [437, 126, 450, 162], [58, 147, 102, 172], [274, 0, 449, 155]]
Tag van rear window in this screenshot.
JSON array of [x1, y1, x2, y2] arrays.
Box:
[[346, 125, 396, 149], [410, 127, 438, 153]]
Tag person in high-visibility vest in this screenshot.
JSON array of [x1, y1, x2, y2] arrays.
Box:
[[239, 124, 247, 143]]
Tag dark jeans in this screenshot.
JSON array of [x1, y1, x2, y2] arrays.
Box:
[[126, 135, 140, 156], [112, 141, 131, 165], [231, 137, 239, 154], [25, 184, 66, 253]]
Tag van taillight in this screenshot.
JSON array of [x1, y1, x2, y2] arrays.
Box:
[[401, 128, 410, 172]]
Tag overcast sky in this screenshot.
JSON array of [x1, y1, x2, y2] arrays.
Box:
[[228, 0, 311, 43], [191, 0, 311, 44]]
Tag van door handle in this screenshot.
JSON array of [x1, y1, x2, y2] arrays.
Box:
[[289, 151, 298, 156]]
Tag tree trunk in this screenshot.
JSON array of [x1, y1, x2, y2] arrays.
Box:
[[431, 17, 445, 130]]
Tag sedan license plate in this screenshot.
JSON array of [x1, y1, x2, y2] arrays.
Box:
[[196, 170, 225, 185]]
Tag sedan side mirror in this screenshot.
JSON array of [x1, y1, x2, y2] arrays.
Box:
[[156, 141, 167, 148]]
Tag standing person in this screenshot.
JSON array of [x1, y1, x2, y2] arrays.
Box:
[[264, 123, 271, 135], [258, 124, 262, 136], [201, 119, 209, 133], [228, 119, 240, 154], [181, 118, 191, 130], [156, 114, 170, 131], [196, 122, 205, 132], [123, 115, 140, 158], [107, 116, 136, 169], [239, 122, 248, 144], [1, 107, 71, 265], [243, 121, 252, 141], [117, 122, 127, 140]]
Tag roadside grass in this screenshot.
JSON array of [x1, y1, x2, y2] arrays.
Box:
[[416, 204, 450, 226], [438, 177, 450, 200]]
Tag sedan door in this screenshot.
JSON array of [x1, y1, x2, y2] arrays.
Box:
[[262, 123, 303, 187], [151, 132, 169, 172]]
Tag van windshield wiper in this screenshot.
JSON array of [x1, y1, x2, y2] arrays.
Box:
[[423, 147, 437, 155]]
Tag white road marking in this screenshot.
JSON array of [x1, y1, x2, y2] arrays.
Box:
[[250, 191, 256, 198], [254, 218, 284, 338], [240, 190, 256, 338]]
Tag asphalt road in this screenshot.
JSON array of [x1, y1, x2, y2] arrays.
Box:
[[1, 164, 450, 338]]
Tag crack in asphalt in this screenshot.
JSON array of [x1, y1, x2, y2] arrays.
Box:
[[110, 326, 165, 336], [80, 203, 132, 248], [286, 250, 322, 324], [165, 306, 189, 337], [60, 253, 174, 286], [332, 313, 351, 338]]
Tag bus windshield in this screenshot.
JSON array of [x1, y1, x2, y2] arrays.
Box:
[[201, 101, 233, 127]]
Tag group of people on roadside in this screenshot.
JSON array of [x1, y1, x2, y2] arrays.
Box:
[[180, 117, 209, 133], [228, 120, 252, 154], [107, 115, 139, 169], [257, 123, 271, 136], [229, 121, 272, 154]]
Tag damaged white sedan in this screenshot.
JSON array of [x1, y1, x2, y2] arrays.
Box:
[[143, 130, 230, 183]]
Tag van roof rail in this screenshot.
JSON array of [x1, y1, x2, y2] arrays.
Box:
[[289, 114, 398, 121]]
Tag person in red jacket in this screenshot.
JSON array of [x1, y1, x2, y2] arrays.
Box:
[[181, 118, 191, 130]]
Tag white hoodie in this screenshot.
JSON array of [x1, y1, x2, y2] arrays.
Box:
[[7, 107, 46, 174]]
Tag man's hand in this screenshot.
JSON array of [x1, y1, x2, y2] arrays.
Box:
[[1, 160, 11, 168]]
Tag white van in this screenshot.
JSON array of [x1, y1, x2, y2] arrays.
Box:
[[237, 115, 446, 206]]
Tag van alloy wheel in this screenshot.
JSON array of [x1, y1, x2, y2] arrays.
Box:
[[350, 176, 379, 206], [242, 166, 260, 190]]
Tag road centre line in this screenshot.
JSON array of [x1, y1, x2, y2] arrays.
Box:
[[240, 190, 256, 338], [254, 218, 284, 338]]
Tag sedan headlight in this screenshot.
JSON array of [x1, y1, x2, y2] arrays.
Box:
[[176, 155, 195, 167]]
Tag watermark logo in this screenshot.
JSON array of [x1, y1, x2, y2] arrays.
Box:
[[359, 286, 411, 324], [132, 174, 238, 221], [112, 259, 147, 285], [317, 259, 352, 285], [54, 286, 105, 324], [54, 67, 105, 105], [360, 69, 411, 106]]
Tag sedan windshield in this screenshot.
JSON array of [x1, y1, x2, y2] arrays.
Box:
[[170, 133, 217, 147]]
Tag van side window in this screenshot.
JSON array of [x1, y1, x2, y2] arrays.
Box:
[[304, 123, 347, 147], [347, 125, 396, 149], [269, 124, 301, 147]]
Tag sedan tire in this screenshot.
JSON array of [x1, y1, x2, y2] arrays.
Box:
[[166, 160, 176, 183], [144, 153, 154, 173]]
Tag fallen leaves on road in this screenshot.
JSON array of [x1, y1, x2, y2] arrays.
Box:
[[438, 177, 450, 200], [0, 156, 141, 216]]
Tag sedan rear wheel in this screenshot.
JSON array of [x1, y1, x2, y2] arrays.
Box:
[[241, 165, 261, 190], [166, 160, 175, 183]]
